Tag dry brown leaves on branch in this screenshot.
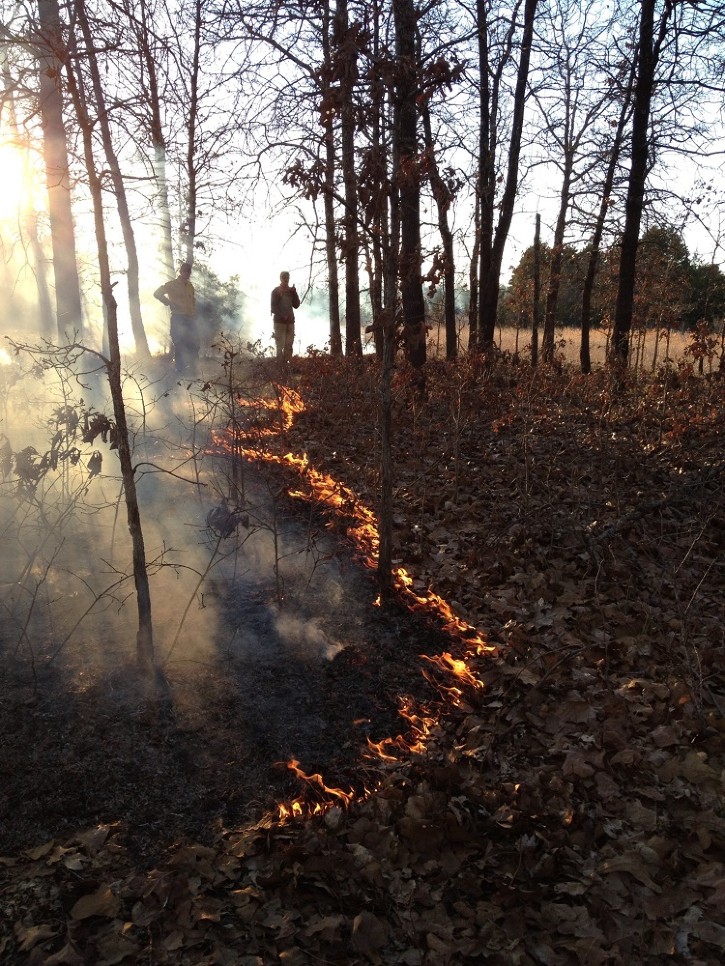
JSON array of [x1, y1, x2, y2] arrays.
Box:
[[1, 356, 723, 964]]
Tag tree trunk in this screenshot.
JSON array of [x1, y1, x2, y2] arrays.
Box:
[[421, 102, 457, 360], [65, 37, 160, 681], [2, 68, 55, 336], [377, 310, 396, 599], [135, 0, 175, 280], [611, 0, 671, 367], [532, 213, 541, 367], [468, 185, 480, 349], [76, 0, 150, 358], [35, 0, 83, 339], [542, 154, 574, 364], [335, 0, 362, 357], [321, 0, 343, 355], [393, 0, 426, 380], [476, 0, 539, 350], [579, 51, 635, 373], [182, 0, 203, 265]]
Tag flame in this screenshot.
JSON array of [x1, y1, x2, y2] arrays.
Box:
[[211, 383, 498, 821], [277, 759, 360, 825]]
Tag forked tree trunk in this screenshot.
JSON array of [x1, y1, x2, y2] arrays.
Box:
[[182, 0, 202, 266]]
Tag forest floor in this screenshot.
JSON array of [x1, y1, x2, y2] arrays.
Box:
[[1, 352, 724, 965]]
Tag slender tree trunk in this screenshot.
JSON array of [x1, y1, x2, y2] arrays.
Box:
[[468, 184, 480, 349], [579, 57, 634, 373], [393, 0, 426, 381], [371, 2, 393, 354], [324, 131, 343, 355], [377, 310, 396, 599], [611, 0, 672, 367], [321, 0, 343, 355], [76, 0, 150, 358], [182, 0, 202, 265], [477, 0, 539, 350], [135, 0, 175, 279], [334, 0, 362, 356], [532, 213, 541, 367], [421, 102, 457, 359], [35, 0, 83, 339], [66, 39, 159, 680], [542, 153, 574, 364], [2, 66, 55, 336]]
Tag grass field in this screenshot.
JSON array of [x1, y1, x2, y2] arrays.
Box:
[[428, 321, 719, 372]]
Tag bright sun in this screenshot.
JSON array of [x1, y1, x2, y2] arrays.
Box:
[[0, 138, 32, 223]]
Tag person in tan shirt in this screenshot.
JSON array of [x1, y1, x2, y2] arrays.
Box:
[[154, 262, 199, 374], [270, 271, 300, 363]]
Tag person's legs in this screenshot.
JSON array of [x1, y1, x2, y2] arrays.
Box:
[[274, 322, 293, 361], [273, 321, 286, 359], [284, 323, 294, 362], [186, 324, 200, 375], [171, 314, 199, 373], [170, 315, 184, 371]]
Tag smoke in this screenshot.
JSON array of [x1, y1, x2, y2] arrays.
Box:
[[0, 351, 360, 698]]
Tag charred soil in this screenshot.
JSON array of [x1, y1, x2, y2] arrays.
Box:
[[1, 355, 724, 965]]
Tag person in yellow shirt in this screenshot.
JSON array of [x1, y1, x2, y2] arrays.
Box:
[[154, 262, 199, 374], [270, 271, 300, 363]]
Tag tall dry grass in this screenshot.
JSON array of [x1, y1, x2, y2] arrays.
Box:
[[428, 321, 711, 372], [497, 324, 694, 370]]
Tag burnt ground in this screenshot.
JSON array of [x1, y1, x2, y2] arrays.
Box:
[[0, 500, 446, 861], [1, 355, 723, 964]]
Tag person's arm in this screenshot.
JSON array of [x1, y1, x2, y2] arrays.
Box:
[[271, 288, 279, 315], [290, 286, 300, 309], [154, 283, 170, 306]]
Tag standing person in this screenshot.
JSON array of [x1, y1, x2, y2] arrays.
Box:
[[270, 271, 300, 363], [154, 262, 199, 374]]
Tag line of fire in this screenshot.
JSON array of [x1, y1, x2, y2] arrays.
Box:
[[208, 383, 498, 825]]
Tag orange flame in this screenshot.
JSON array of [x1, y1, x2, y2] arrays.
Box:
[[276, 759, 361, 824], [211, 384, 498, 821]]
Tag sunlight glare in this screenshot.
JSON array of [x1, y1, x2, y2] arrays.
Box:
[[0, 138, 30, 223]]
